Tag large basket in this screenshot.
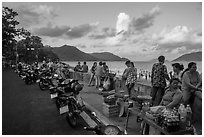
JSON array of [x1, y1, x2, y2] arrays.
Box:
[[104, 97, 117, 105]]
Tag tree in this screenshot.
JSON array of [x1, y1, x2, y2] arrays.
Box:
[[38, 46, 59, 62], [3, 6, 59, 63], [2, 7, 19, 60], [2, 7, 31, 61], [17, 35, 44, 63]]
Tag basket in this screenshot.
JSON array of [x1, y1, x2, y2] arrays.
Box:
[[104, 97, 117, 105]]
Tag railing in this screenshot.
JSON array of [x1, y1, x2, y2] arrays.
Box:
[[68, 71, 152, 95]]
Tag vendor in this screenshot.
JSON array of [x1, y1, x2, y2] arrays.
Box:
[[181, 62, 202, 105], [159, 78, 183, 109]]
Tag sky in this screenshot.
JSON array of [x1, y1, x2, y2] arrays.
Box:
[[2, 1, 202, 61]]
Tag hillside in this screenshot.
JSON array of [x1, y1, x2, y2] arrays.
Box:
[[172, 51, 202, 62], [52, 45, 99, 61], [40, 46, 59, 61], [51, 45, 128, 61], [90, 52, 128, 61]]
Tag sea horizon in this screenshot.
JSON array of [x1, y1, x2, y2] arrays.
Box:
[[63, 60, 202, 75]]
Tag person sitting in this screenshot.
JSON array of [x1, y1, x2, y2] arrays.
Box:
[[159, 78, 183, 109], [181, 62, 202, 105], [150, 78, 183, 113]]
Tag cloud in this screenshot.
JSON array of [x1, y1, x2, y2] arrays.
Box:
[[116, 13, 130, 33], [101, 12, 131, 46], [89, 27, 116, 39], [153, 26, 202, 52], [102, 6, 161, 47], [171, 47, 187, 54], [104, 35, 124, 46], [33, 23, 70, 37], [33, 23, 98, 39], [129, 5, 161, 31], [91, 44, 107, 48], [65, 23, 98, 39], [76, 44, 87, 48], [16, 4, 57, 28]]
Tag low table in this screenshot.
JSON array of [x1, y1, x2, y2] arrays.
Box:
[[127, 108, 195, 135]]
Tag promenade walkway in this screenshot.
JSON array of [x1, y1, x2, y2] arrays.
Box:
[[80, 81, 142, 135], [78, 78, 202, 135]]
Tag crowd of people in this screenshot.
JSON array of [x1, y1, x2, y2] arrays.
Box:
[[17, 57, 201, 110], [150, 55, 202, 112], [74, 61, 110, 89], [122, 55, 202, 111], [17, 60, 112, 90]]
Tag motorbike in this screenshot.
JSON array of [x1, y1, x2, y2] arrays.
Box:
[[49, 75, 68, 100], [53, 79, 84, 128], [37, 69, 54, 90], [18, 65, 28, 79], [24, 68, 38, 85], [84, 112, 125, 135]]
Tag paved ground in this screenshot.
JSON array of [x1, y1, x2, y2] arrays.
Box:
[[2, 69, 202, 135], [80, 83, 142, 135], [2, 69, 93, 135]]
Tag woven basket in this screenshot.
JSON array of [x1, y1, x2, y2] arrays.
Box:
[[104, 97, 117, 105]]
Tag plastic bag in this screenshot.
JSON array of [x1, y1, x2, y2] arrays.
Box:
[[103, 77, 111, 90]]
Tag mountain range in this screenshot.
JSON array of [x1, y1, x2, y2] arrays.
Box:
[[51, 45, 128, 61], [50, 45, 202, 62], [90, 52, 128, 61], [172, 51, 202, 62]]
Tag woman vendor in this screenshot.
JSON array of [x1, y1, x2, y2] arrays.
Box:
[[143, 78, 183, 135], [151, 78, 183, 112], [159, 78, 183, 109]]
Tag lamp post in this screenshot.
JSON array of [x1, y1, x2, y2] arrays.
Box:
[[36, 47, 40, 63], [27, 47, 34, 64], [15, 44, 18, 65]]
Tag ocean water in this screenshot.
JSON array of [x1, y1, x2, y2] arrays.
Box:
[[63, 61, 202, 75]]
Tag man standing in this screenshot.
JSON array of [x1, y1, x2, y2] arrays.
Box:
[[95, 61, 103, 88], [102, 62, 109, 74], [151, 55, 170, 106], [81, 62, 88, 81], [88, 62, 97, 86], [74, 62, 82, 72], [102, 62, 109, 82], [82, 62, 88, 73]]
